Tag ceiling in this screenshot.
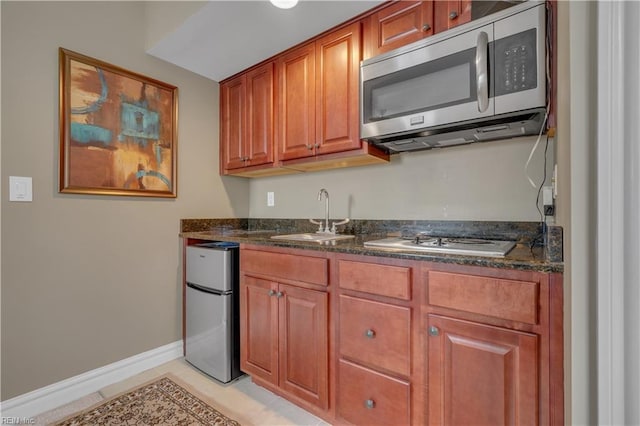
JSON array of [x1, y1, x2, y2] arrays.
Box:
[[147, 0, 384, 82]]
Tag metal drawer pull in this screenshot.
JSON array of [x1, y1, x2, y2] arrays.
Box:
[[365, 329, 376, 339], [268, 289, 276, 296], [428, 326, 440, 336], [276, 291, 284, 298], [364, 399, 376, 409], [449, 11, 458, 20], [422, 23, 431, 32]]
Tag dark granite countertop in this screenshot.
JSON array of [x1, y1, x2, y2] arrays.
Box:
[[180, 223, 563, 273]]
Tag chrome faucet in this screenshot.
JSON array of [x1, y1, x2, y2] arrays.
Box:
[[309, 188, 350, 234], [318, 188, 330, 233]]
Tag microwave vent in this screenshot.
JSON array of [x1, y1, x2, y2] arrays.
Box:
[[366, 108, 547, 154]]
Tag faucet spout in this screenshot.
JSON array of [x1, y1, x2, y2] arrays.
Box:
[[318, 188, 330, 233]]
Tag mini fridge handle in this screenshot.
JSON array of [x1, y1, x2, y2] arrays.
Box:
[[186, 282, 228, 296]]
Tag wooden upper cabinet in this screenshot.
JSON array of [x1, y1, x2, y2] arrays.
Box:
[[220, 62, 274, 172], [277, 42, 316, 161], [279, 22, 362, 161], [315, 21, 362, 155], [220, 75, 246, 170], [364, 0, 474, 60], [434, 0, 472, 33], [245, 63, 274, 167], [364, 1, 434, 59]]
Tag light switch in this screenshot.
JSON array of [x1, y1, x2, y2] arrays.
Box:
[[267, 191, 275, 207], [9, 176, 33, 202]]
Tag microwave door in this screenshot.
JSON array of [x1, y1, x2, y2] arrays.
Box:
[[361, 24, 495, 140]]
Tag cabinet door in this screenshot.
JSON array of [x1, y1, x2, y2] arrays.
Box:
[[278, 43, 316, 161], [278, 283, 329, 409], [240, 276, 278, 385], [364, 1, 433, 59], [220, 75, 246, 170], [245, 63, 274, 167], [315, 22, 362, 155], [427, 315, 539, 425], [434, 0, 472, 34]]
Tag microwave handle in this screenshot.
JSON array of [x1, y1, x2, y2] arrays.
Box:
[[476, 31, 489, 113]]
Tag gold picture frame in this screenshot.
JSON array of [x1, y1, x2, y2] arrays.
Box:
[[59, 48, 178, 197]]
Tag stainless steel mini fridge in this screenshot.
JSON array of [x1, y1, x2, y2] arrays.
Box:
[[185, 242, 243, 383]]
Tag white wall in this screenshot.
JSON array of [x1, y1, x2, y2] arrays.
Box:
[[565, 2, 598, 424], [597, 2, 640, 424]]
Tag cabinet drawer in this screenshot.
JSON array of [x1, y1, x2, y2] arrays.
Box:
[[339, 295, 411, 376], [427, 271, 539, 324], [338, 259, 411, 300], [338, 359, 410, 426], [241, 249, 328, 286]]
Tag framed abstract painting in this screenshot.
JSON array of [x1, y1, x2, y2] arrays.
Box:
[[58, 48, 178, 197]]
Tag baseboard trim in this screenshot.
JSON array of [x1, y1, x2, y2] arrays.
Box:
[[1, 340, 182, 419]]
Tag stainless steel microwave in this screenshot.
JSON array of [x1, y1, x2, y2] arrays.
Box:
[[360, 1, 547, 153]]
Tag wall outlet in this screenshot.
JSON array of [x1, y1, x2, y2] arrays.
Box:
[[542, 186, 554, 216], [552, 164, 558, 198], [267, 191, 275, 207]]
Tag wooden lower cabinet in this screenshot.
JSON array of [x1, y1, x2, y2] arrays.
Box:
[[426, 314, 539, 425], [241, 276, 278, 384], [338, 359, 410, 426], [335, 255, 418, 425], [240, 274, 328, 410], [279, 283, 328, 409], [339, 295, 411, 376], [236, 246, 563, 425]]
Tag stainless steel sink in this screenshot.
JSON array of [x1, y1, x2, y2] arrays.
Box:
[[270, 233, 355, 243]]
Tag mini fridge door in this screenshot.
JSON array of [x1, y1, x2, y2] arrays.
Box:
[[185, 283, 233, 383], [186, 245, 233, 292]]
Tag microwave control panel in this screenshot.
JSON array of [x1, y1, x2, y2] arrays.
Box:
[[494, 28, 538, 96]]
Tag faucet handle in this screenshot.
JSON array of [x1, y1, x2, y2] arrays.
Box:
[[331, 218, 350, 234], [309, 218, 324, 233]]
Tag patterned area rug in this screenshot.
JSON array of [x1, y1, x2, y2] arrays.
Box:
[[53, 374, 242, 425]]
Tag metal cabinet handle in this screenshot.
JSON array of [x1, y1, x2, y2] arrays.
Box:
[[449, 11, 458, 20], [314, 143, 320, 148], [268, 289, 276, 297], [475, 31, 489, 113], [422, 23, 431, 32], [364, 399, 376, 409], [307, 144, 313, 150], [365, 329, 376, 339], [428, 326, 440, 337], [276, 291, 284, 298]]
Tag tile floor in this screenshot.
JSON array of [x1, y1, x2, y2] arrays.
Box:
[[34, 358, 330, 426]]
